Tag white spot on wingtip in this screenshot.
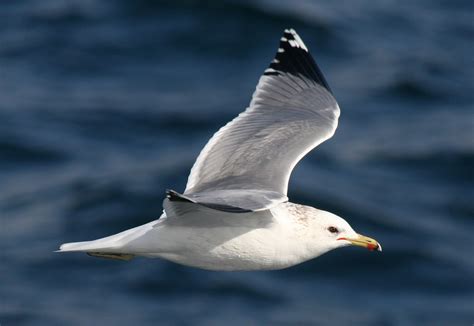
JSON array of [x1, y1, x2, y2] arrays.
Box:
[[281, 29, 308, 52], [272, 59, 279, 63], [291, 31, 308, 52], [265, 68, 277, 73], [288, 40, 298, 48], [277, 48, 285, 53]]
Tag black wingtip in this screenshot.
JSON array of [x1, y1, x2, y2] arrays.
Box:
[[264, 28, 332, 93]]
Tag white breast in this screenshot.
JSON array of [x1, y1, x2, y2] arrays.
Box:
[[137, 202, 316, 271]]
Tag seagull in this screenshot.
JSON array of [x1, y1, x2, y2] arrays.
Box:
[[58, 29, 381, 271]]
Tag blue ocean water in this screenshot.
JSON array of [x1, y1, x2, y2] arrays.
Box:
[[1, 0, 473, 325]]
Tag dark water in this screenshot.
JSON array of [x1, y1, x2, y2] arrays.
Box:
[[1, 1, 473, 325]]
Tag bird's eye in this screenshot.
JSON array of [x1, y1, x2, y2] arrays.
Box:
[[328, 226, 339, 233]]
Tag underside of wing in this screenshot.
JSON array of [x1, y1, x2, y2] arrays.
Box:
[[184, 29, 340, 210]]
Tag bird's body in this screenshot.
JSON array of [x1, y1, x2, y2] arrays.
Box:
[[60, 202, 352, 271], [59, 29, 381, 270]]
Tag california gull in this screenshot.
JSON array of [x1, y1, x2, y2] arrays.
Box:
[[58, 29, 381, 271]]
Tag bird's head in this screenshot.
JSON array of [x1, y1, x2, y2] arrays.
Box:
[[299, 207, 382, 257]]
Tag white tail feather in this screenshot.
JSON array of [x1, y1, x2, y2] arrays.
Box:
[[57, 219, 161, 254]]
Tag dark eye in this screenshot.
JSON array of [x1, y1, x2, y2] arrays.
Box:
[[328, 226, 339, 233]]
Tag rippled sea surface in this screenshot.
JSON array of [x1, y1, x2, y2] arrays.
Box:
[[1, 1, 473, 325]]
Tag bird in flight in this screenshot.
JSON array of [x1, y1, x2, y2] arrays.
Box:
[[59, 29, 381, 271]]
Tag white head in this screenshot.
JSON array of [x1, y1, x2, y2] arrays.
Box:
[[290, 204, 382, 260]]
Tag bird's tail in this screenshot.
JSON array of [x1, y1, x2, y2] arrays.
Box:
[[57, 219, 160, 261], [57, 238, 135, 261]]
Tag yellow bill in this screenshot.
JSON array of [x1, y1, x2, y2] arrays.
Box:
[[338, 234, 382, 251]]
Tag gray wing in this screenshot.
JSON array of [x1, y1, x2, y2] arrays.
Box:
[[184, 29, 340, 211]]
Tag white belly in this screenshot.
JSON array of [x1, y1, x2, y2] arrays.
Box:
[[150, 227, 296, 271], [125, 204, 312, 271]]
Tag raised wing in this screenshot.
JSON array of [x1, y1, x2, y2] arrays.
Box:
[[184, 29, 340, 208]]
